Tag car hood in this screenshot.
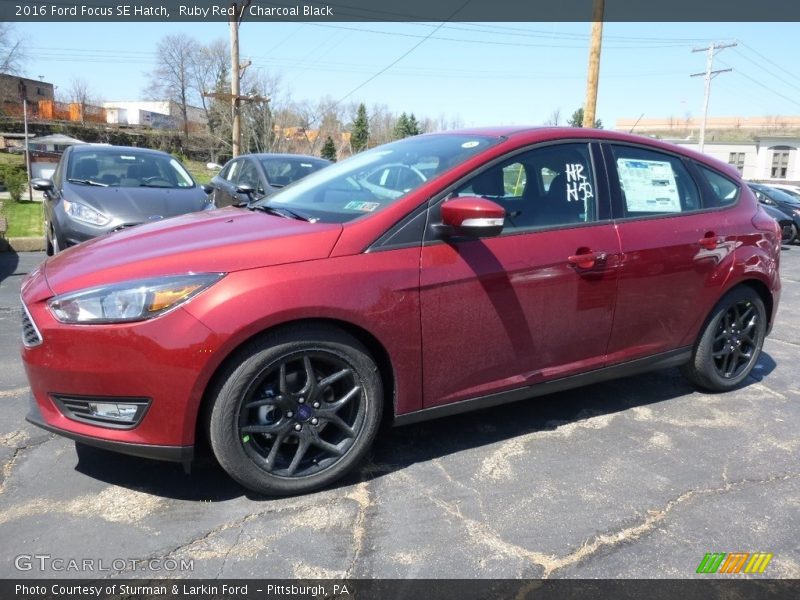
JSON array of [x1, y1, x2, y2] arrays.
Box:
[[44, 207, 343, 295], [65, 183, 208, 221]]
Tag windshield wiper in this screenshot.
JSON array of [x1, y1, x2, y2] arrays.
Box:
[[67, 178, 108, 187], [250, 204, 314, 222]]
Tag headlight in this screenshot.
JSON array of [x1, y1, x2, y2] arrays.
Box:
[[48, 273, 224, 324], [62, 199, 110, 226]]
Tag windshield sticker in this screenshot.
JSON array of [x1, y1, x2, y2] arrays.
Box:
[[461, 141, 480, 148], [617, 158, 681, 213], [344, 201, 380, 212], [565, 163, 593, 203]]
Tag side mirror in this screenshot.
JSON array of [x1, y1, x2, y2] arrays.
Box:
[[236, 184, 256, 197], [31, 178, 54, 191], [202, 184, 214, 195], [440, 196, 505, 238]]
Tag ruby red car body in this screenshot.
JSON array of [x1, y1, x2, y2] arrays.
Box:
[[20, 127, 781, 493]]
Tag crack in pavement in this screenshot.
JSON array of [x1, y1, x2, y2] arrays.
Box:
[[0, 386, 29, 398], [770, 337, 800, 349], [0, 433, 55, 495], [398, 470, 800, 578], [344, 479, 372, 579]]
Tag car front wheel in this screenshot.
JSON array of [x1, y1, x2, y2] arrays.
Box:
[[681, 286, 767, 392], [207, 326, 382, 496]]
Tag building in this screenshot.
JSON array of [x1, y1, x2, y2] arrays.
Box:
[[615, 115, 800, 183], [103, 100, 206, 129], [0, 73, 54, 105]]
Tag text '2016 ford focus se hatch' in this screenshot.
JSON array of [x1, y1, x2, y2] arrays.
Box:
[[21, 128, 781, 496]]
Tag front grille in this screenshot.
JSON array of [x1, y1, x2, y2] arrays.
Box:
[[21, 302, 43, 347], [52, 395, 151, 429], [112, 223, 140, 232]]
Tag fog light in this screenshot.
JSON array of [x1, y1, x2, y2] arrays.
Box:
[[88, 402, 140, 422], [52, 395, 150, 429]]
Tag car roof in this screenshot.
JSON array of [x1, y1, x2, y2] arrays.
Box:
[[70, 144, 173, 157], [424, 126, 741, 179], [243, 153, 330, 162]]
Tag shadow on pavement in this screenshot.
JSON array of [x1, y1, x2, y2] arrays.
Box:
[[0, 250, 20, 285], [71, 355, 777, 502]]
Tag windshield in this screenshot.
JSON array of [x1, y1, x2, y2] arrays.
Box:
[[763, 186, 800, 206], [253, 134, 502, 223], [67, 150, 196, 188], [260, 156, 330, 187]]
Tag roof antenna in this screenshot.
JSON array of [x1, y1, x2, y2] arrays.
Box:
[[629, 113, 644, 134]]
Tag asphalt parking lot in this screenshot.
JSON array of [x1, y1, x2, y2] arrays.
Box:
[[0, 247, 798, 580]]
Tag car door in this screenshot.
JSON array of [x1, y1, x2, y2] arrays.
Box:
[[211, 159, 241, 207], [602, 143, 739, 363], [419, 142, 621, 408]]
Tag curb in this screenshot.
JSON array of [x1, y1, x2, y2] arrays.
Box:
[[0, 237, 46, 252]]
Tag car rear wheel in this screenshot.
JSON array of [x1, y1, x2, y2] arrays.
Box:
[[207, 326, 382, 496], [788, 222, 799, 244], [680, 286, 766, 392]]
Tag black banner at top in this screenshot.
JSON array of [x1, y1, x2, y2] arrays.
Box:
[[2, 0, 800, 22]]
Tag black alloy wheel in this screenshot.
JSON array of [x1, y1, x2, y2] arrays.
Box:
[[207, 326, 382, 496], [681, 286, 767, 392]]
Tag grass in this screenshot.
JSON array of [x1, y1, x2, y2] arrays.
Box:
[[184, 159, 217, 185], [0, 200, 44, 238]]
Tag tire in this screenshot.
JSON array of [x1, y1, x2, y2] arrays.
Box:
[[680, 286, 767, 392], [46, 223, 62, 256], [789, 222, 799, 245], [207, 326, 383, 496]]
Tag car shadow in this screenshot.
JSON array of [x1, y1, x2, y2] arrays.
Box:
[[0, 250, 20, 285], [72, 354, 777, 502]]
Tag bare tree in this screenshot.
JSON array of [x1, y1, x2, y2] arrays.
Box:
[[191, 39, 229, 136], [68, 77, 101, 124], [543, 108, 561, 126], [0, 24, 26, 74], [146, 33, 199, 141]]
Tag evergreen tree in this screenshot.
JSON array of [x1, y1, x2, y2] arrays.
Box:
[[407, 113, 421, 136], [321, 136, 337, 161], [393, 112, 410, 139], [567, 107, 603, 129], [351, 103, 369, 152]]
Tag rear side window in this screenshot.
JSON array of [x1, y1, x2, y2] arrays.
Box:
[[610, 145, 700, 216], [696, 165, 739, 207]]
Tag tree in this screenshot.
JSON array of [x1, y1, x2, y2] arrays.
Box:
[[191, 38, 230, 154], [393, 113, 410, 139], [0, 24, 26, 74], [407, 113, 421, 136], [568, 107, 603, 129], [67, 78, 101, 124], [146, 33, 200, 141], [321, 136, 337, 161], [544, 108, 561, 126], [350, 103, 369, 152]]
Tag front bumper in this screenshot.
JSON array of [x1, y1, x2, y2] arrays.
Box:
[[26, 394, 193, 463], [21, 293, 224, 455]]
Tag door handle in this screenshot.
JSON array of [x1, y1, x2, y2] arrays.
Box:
[[567, 250, 608, 270]]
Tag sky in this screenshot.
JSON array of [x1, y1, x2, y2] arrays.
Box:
[[12, 20, 800, 129]]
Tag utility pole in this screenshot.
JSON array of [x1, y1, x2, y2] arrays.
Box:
[[18, 80, 32, 202], [583, 0, 604, 128], [229, 0, 252, 157], [691, 41, 736, 153]]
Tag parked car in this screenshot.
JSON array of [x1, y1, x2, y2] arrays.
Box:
[[31, 145, 213, 255], [21, 128, 781, 496], [747, 182, 800, 243], [767, 183, 800, 200], [761, 203, 796, 243], [208, 153, 331, 207]]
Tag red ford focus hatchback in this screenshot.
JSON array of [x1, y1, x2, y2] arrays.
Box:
[[21, 128, 781, 495]]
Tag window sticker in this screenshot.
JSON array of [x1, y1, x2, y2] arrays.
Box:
[[461, 141, 480, 148], [344, 201, 380, 212], [617, 158, 681, 213], [565, 163, 593, 203]]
